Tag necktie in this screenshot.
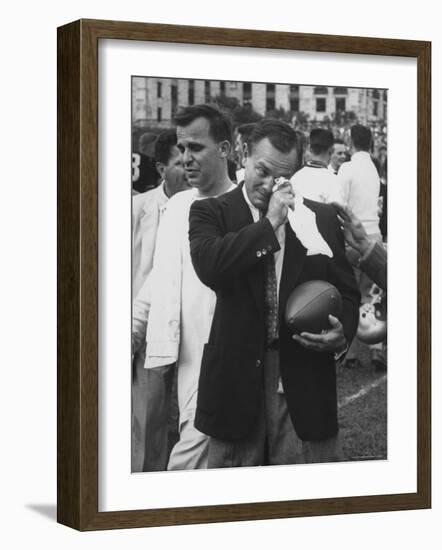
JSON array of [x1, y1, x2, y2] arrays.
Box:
[[264, 253, 278, 345]]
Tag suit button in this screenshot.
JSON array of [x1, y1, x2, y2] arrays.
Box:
[[256, 251, 262, 257], [256, 359, 262, 367], [262, 249, 267, 255], [266, 245, 272, 251]]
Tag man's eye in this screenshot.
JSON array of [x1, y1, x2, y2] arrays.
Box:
[[256, 167, 268, 177]]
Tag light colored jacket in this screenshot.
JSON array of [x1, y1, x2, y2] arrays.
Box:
[[132, 183, 168, 298]]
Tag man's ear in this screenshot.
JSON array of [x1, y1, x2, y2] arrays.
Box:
[[156, 161, 166, 179], [218, 140, 231, 158], [242, 142, 249, 161]]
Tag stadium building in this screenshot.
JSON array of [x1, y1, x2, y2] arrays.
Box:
[[132, 77, 387, 128]]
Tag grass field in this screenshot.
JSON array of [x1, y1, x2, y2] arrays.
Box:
[[337, 342, 387, 462], [165, 344, 388, 466]]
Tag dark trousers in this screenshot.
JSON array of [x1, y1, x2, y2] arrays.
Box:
[[207, 349, 341, 468], [131, 345, 175, 472]]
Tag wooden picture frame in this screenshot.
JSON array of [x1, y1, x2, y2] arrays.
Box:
[[57, 18, 431, 531]]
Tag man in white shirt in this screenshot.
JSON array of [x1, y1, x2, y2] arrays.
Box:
[[337, 125, 381, 237], [328, 139, 348, 175], [131, 129, 190, 472], [290, 128, 342, 204], [132, 104, 235, 471], [336, 124, 383, 369]]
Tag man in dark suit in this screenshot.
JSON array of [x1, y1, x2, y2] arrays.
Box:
[[189, 119, 360, 467]]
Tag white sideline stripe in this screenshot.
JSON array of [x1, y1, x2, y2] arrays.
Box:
[[338, 374, 387, 409]]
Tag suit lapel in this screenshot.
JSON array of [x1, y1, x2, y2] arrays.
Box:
[[279, 222, 307, 320], [224, 185, 265, 315], [224, 184, 254, 230]]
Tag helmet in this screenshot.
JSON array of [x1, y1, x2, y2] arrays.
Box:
[[356, 285, 387, 345]]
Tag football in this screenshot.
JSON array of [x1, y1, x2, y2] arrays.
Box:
[[284, 280, 343, 334]]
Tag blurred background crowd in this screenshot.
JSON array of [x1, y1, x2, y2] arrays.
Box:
[[132, 79, 387, 199], [131, 78, 388, 372]]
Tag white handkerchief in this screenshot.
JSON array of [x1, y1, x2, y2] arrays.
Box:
[[287, 195, 333, 257]]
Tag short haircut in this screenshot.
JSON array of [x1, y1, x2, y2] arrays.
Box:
[[174, 104, 232, 144], [294, 130, 307, 173], [236, 123, 257, 144], [351, 124, 372, 151], [309, 128, 334, 155], [248, 119, 298, 154], [138, 132, 157, 155], [154, 129, 178, 165], [333, 138, 345, 146]]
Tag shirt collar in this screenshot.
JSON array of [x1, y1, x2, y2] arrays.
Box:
[[352, 151, 370, 160], [140, 181, 168, 215], [194, 181, 236, 201], [157, 181, 169, 214], [242, 183, 260, 222], [158, 180, 169, 201], [306, 159, 328, 169]]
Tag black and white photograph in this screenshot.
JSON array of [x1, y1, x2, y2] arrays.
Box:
[[130, 77, 388, 473]]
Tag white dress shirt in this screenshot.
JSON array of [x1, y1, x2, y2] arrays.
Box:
[[242, 185, 285, 299], [337, 151, 380, 236], [291, 164, 343, 204], [236, 167, 245, 184]]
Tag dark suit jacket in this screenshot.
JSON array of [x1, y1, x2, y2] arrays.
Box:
[[189, 185, 360, 442], [359, 241, 387, 291]]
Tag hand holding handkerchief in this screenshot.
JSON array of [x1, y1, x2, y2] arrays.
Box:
[[273, 178, 333, 258]]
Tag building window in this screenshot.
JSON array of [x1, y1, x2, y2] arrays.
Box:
[[334, 87, 348, 95], [243, 82, 252, 105], [266, 83, 275, 112], [171, 81, 178, 114], [373, 101, 378, 116], [383, 89, 388, 101], [289, 85, 299, 112], [316, 98, 326, 112], [220, 81, 225, 96], [157, 81, 162, 98], [205, 80, 211, 103], [188, 80, 194, 104], [372, 89, 380, 99], [336, 97, 346, 112], [290, 97, 299, 112], [157, 107, 162, 122], [314, 86, 328, 95]]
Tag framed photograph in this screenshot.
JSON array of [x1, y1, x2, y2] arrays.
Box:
[[57, 19, 431, 530]]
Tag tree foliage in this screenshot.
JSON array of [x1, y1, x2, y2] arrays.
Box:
[[212, 95, 262, 126]]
